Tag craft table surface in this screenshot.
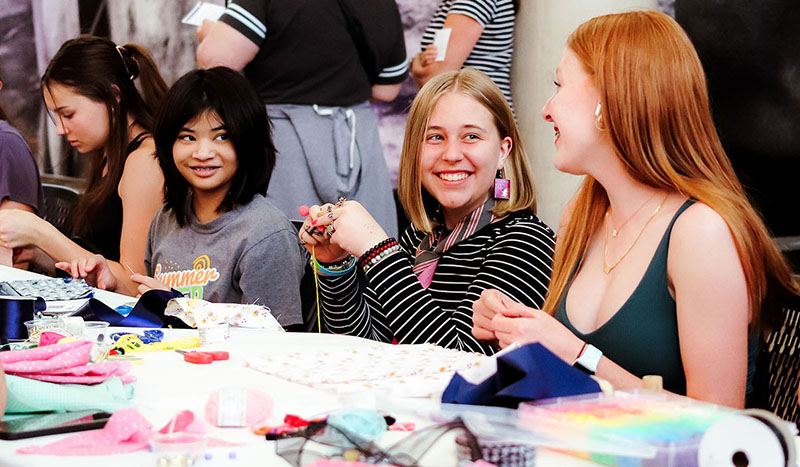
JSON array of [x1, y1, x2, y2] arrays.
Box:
[[0, 265, 797, 466]]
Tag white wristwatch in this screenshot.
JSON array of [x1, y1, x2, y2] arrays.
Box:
[[573, 343, 602, 375]]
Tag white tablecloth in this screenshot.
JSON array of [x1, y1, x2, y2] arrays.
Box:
[[1, 265, 795, 466]]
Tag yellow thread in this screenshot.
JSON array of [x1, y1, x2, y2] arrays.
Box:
[[312, 245, 321, 333], [113, 334, 200, 353]]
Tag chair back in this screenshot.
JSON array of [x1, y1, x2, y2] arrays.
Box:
[[749, 300, 800, 426], [40, 183, 81, 237]]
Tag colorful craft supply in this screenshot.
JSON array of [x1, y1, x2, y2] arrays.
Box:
[[322, 409, 388, 447], [205, 388, 273, 428], [111, 334, 200, 354], [299, 205, 310, 217], [518, 391, 738, 466]]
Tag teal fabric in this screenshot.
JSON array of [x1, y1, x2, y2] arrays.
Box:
[[3, 375, 134, 415], [556, 199, 758, 395], [556, 200, 694, 394]]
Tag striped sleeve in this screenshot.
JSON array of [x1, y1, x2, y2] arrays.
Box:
[[219, 1, 268, 46], [371, 0, 408, 85], [376, 61, 409, 85], [365, 219, 553, 354], [317, 267, 393, 342], [450, 0, 498, 27]]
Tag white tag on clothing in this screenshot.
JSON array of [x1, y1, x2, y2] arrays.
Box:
[[182, 1, 226, 26], [433, 28, 452, 62]]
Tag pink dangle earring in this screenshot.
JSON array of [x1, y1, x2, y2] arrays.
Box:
[[494, 169, 510, 200]]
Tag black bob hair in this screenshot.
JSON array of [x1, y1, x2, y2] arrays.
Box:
[[154, 67, 276, 226]]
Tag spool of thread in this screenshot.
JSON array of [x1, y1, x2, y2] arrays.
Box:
[[205, 388, 273, 428], [642, 375, 663, 391], [0, 296, 45, 344], [698, 409, 797, 467], [198, 323, 229, 345]]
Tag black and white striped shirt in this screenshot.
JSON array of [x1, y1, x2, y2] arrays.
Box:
[[420, 0, 516, 108], [318, 211, 555, 355]]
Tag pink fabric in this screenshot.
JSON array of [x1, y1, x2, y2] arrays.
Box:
[[18, 409, 238, 456], [0, 340, 133, 385], [159, 410, 238, 447], [159, 410, 206, 435], [17, 408, 152, 456], [39, 331, 67, 346], [415, 259, 438, 289]]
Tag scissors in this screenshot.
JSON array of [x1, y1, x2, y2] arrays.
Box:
[[175, 349, 229, 364]]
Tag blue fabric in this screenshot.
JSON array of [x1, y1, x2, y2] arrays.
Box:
[[75, 289, 187, 328], [0, 297, 45, 344], [441, 343, 601, 408]]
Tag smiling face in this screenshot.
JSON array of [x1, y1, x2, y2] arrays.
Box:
[[172, 110, 238, 203], [420, 91, 511, 227], [43, 82, 110, 154], [541, 47, 609, 176]]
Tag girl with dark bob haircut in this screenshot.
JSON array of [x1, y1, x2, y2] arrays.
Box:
[[155, 66, 276, 225], [61, 68, 305, 327]]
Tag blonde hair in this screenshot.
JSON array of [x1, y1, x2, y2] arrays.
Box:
[[398, 68, 537, 233], [543, 11, 797, 333]]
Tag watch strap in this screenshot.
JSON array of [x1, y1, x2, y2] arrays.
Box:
[[573, 343, 602, 375]]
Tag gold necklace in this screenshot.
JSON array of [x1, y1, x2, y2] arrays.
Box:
[[608, 191, 658, 238], [603, 194, 668, 274]]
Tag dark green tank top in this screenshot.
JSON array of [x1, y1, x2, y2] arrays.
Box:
[[555, 200, 757, 395]]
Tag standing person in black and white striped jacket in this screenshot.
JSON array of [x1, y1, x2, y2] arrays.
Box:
[[411, 0, 518, 109], [298, 68, 554, 355]]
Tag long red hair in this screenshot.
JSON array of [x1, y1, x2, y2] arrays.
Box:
[[543, 11, 797, 334]]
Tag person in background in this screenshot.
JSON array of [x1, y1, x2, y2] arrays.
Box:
[[0, 73, 42, 267], [300, 68, 555, 354], [60, 68, 304, 328], [411, 0, 518, 109], [195, 0, 407, 236], [0, 36, 167, 295], [472, 11, 798, 408]]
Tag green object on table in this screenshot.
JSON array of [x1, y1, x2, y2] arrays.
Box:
[[3, 375, 134, 415]]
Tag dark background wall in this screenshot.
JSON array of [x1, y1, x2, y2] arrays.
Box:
[[676, 1, 800, 249]]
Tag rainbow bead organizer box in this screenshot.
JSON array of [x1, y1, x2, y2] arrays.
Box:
[[518, 391, 734, 466]]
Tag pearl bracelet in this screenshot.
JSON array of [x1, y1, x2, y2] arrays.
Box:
[[362, 245, 402, 274]]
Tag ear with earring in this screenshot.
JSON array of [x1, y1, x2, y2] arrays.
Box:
[[595, 102, 605, 131]]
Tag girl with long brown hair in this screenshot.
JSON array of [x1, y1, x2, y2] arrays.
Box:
[[472, 11, 797, 407], [0, 36, 167, 295]]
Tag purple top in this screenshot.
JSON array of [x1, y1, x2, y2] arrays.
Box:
[[0, 120, 41, 212]]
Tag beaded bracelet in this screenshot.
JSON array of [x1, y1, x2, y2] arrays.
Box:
[[362, 244, 402, 274], [359, 238, 399, 268], [312, 256, 356, 277]]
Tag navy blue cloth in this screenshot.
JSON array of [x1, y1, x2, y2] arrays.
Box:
[[75, 289, 188, 328], [0, 297, 45, 345], [441, 343, 601, 408]]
